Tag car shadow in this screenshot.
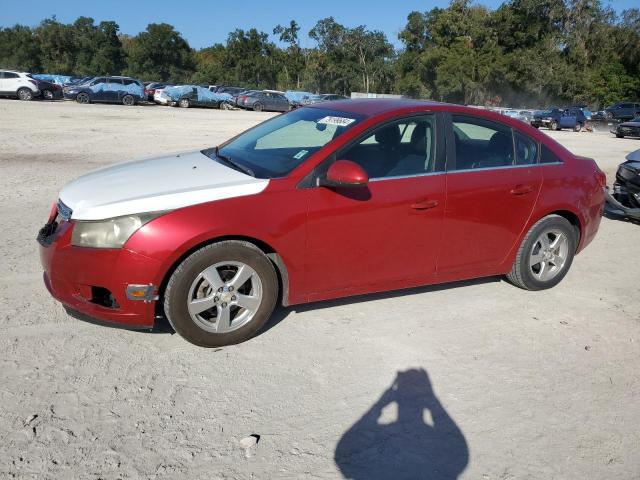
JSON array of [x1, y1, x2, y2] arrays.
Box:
[[334, 368, 469, 480], [258, 276, 501, 337], [90, 276, 500, 337]]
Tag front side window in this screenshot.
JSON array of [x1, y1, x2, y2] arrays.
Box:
[[451, 115, 514, 170], [211, 107, 365, 178], [339, 115, 437, 179]]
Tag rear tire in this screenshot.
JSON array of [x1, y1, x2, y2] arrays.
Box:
[[550, 121, 559, 131], [506, 215, 577, 291], [122, 94, 135, 106], [573, 123, 582, 132], [17, 88, 33, 101], [616, 133, 624, 138], [253, 102, 264, 112], [163, 241, 278, 347]]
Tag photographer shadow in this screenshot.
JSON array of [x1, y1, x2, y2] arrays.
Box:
[[335, 368, 468, 480]]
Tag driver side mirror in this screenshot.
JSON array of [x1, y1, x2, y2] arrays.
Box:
[[318, 160, 369, 188]]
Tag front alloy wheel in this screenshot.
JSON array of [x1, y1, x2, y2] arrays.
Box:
[[164, 241, 278, 347], [187, 261, 263, 334]]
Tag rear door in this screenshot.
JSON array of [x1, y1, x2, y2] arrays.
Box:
[[106, 78, 122, 102], [438, 114, 542, 275], [0, 72, 6, 92], [560, 110, 576, 128]]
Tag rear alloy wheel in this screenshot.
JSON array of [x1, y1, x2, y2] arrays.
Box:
[[76, 93, 90, 104], [17, 88, 33, 101], [507, 215, 576, 291], [550, 121, 559, 131], [573, 123, 582, 132], [253, 102, 264, 112], [178, 98, 190, 108], [42, 89, 54, 100], [164, 241, 278, 347], [122, 94, 135, 106]]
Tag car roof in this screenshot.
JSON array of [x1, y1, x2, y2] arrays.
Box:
[[307, 98, 454, 116]]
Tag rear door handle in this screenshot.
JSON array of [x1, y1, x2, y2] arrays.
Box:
[[510, 184, 534, 196], [411, 199, 439, 210]]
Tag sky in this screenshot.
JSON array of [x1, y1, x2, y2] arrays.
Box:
[[0, 0, 636, 49]]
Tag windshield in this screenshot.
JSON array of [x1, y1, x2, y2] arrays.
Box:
[[206, 107, 366, 178]]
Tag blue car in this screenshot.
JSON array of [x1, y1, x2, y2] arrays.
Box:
[[63, 76, 145, 106], [530, 107, 587, 132]]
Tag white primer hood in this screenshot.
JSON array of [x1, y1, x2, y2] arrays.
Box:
[[59, 150, 269, 220]]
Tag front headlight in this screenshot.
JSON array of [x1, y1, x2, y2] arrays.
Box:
[[71, 212, 165, 248]]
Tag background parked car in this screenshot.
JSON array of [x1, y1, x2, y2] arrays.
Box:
[[612, 116, 640, 138], [0, 70, 40, 100], [162, 85, 232, 109], [237, 90, 290, 112], [531, 107, 586, 131], [33, 78, 63, 100], [64, 76, 145, 105], [604, 102, 640, 121], [144, 82, 173, 101]]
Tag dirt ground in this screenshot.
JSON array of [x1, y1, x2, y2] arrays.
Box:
[[0, 100, 638, 480]]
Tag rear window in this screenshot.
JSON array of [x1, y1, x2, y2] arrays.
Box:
[[540, 145, 563, 164]]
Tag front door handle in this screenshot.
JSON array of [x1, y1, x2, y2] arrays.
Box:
[[411, 199, 439, 210], [510, 184, 534, 196]]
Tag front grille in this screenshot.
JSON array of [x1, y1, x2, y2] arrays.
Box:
[[57, 200, 72, 221]]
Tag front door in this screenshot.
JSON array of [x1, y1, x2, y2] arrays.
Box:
[[304, 114, 446, 297], [438, 114, 542, 274]]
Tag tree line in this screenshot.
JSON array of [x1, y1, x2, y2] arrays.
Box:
[[0, 0, 638, 108]]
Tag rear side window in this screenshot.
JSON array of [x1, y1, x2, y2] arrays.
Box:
[[122, 79, 137, 86], [514, 132, 538, 165], [451, 115, 514, 170], [4, 72, 19, 79], [109, 78, 124, 85], [540, 145, 563, 164]]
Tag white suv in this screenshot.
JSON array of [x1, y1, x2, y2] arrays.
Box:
[[0, 70, 40, 101]]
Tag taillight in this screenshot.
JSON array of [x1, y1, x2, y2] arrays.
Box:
[[28, 79, 38, 86]]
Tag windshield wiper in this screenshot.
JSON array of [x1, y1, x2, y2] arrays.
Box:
[[214, 146, 255, 177]]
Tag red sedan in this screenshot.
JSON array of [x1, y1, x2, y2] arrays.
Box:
[[38, 99, 606, 347]]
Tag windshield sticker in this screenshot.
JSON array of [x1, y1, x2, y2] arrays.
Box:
[[293, 149, 309, 160], [317, 116, 356, 127]]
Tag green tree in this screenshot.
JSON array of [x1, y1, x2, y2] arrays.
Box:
[[124, 23, 194, 81], [0, 25, 42, 71]]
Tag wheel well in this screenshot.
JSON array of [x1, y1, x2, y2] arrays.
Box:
[[548, 210, 581, 247], [155, 236, 289, 319]]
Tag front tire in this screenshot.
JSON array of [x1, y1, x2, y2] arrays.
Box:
[[178, 98, 190, 108], [76, 92, 90, 104], [506, 215, 576, 291], [550, 121, 559, 131], [573, 123, 582, 132], [616, 133, 624, 138], [164, 241, 278, 347], [42, 89, 54, 100], [17, 88, 33, 101]]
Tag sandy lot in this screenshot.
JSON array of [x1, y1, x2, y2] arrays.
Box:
[[0, 100, 639, 480]]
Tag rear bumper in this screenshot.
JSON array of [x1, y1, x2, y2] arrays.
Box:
[[39, 221, 161, 328]]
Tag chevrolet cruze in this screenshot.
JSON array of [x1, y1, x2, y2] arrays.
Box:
[[38, 99, 606, 347]]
